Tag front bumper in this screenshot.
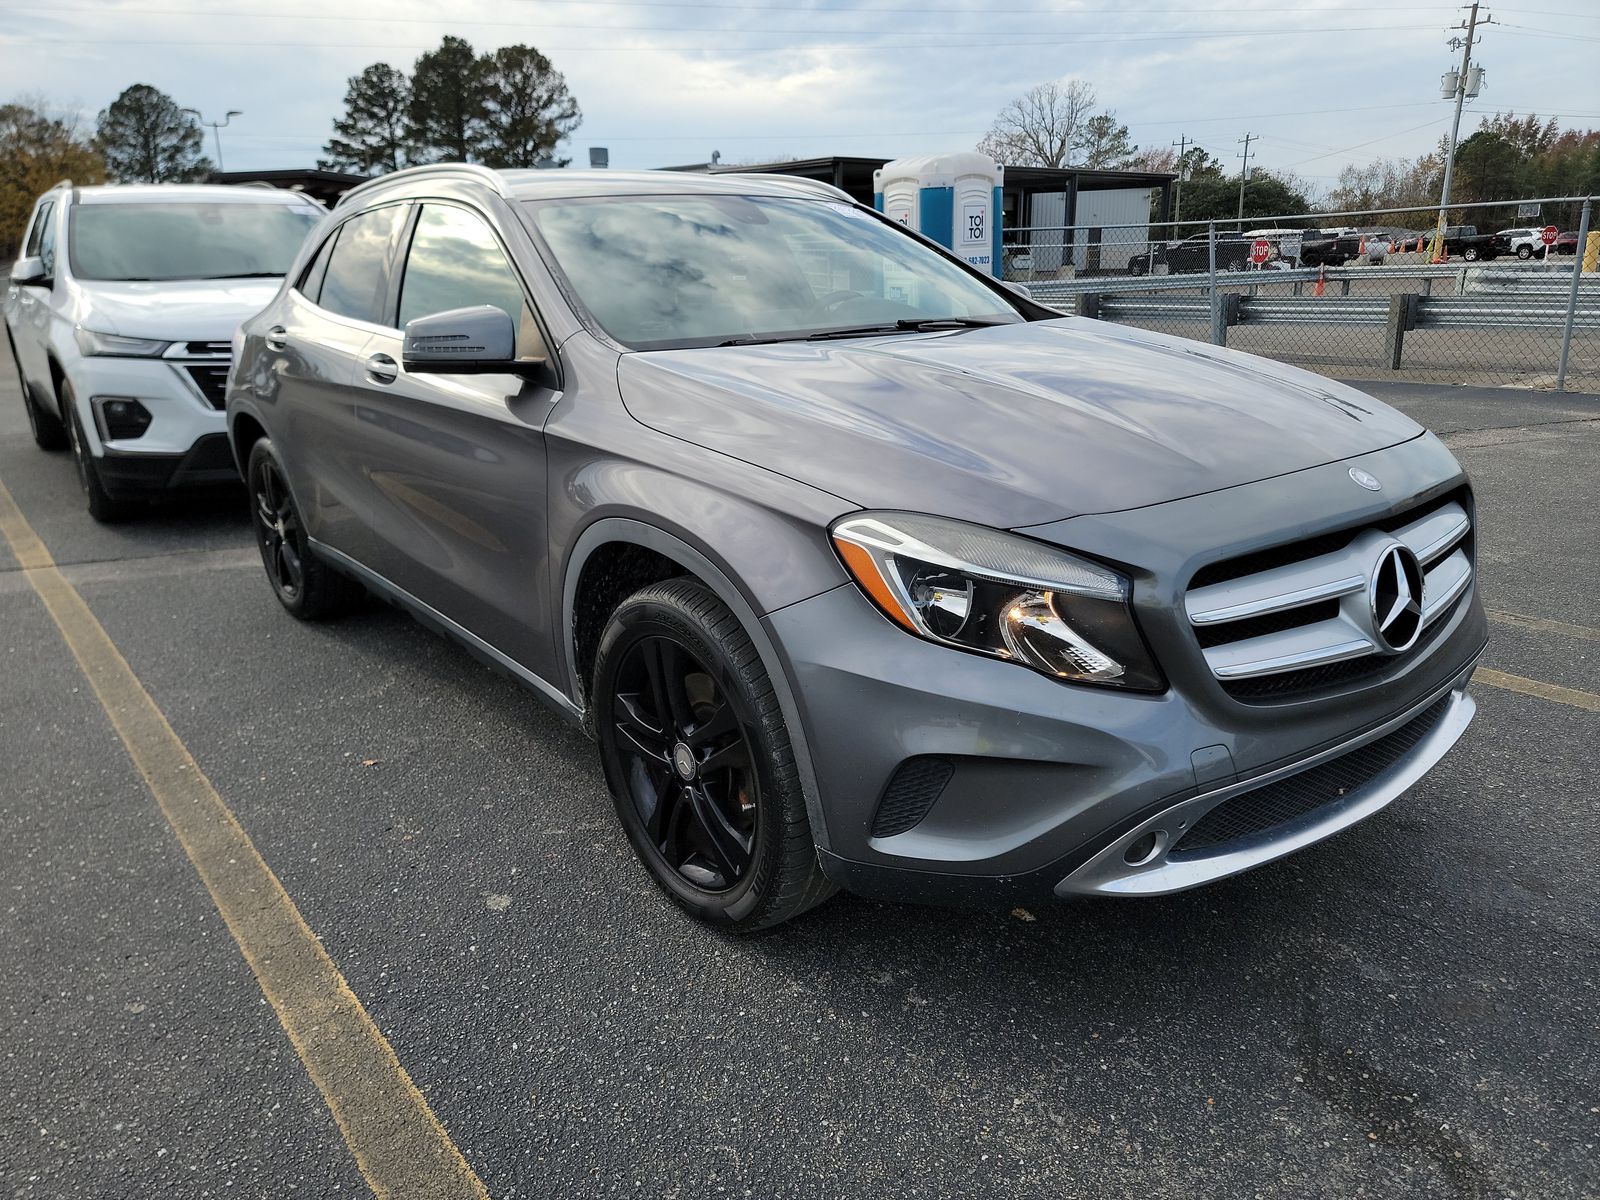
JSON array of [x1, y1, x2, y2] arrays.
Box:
[[769, 438, 1486, 906], [67, 352, 228, 460]]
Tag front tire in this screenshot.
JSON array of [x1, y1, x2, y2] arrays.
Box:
[[1516, 245, 1532, 260], [247, 437, 364, 621], [1463, 247, 1480, 261], [62, 382, 133, 523], [7, 332, 68, 451], [593, 578, 835, 931]]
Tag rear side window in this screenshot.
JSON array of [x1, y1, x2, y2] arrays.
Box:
[[297, 232, 337, 302], [36, 202, 58, 277], [318, 204, 407, 325], [24, 200, 54, 264]]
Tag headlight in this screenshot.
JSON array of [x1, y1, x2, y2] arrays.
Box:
[[75, 328, 170, 357], [831, 512, 1164, 691]]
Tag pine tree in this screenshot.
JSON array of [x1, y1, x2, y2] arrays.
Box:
[[476, 44, 582, 169], [320, 63, 414, 175], [407, 36, 486, 163], [95, 84, 210, 183]]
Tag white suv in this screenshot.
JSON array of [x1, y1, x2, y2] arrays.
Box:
[[4, 182, 322, 520]]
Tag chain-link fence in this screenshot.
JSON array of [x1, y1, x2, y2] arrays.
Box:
[[1005, 196, 1599, 392]]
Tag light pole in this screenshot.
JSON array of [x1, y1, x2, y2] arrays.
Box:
[[183, 108, 242, 173], [1431, 3, 1488, 261]]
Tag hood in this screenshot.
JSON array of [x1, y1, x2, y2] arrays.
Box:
[[617, 318, 1424, 529], [74, 277, 282, 342]]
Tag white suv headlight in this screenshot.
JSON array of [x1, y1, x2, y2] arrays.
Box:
[[75, 328, 170, 357], [831, 512, 1165, 691]]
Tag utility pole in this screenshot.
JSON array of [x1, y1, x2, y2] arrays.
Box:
[[1172, 135, 1192, 224], [1236, 132, 1257, 224], [1432, 2, 1490, 261], [183, 108, 242, 173]]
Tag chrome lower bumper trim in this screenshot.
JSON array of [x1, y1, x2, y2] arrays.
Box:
[[1055, 671, 1477, 898]]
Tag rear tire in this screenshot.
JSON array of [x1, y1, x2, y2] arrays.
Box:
[[1463, 247, 1480, 262], [63, 382, 134, 523], [593, 577, 835, 931], [247, 437, 364, 621], [1516, 245, 1532, 260]]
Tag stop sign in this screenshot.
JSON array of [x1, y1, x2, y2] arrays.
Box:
[[1541, 224, 1559, 246], [1251, 238, 1272, 265]]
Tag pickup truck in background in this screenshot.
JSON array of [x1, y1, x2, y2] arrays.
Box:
[[1127, 230, 1251, 275], [1441, 225, 1509, 261]]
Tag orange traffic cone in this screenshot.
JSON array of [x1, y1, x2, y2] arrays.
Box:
[[1313, 267, 1326, 297], [1358, 236, 1367, 257]]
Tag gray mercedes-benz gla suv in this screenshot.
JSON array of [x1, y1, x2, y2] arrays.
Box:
[[228, 165, 1485, 930]]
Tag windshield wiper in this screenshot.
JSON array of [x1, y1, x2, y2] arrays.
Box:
[[894, 317, 1010, 331], [806, 317, 1010, 341], [715, 317, 1009, 348], [188, 271, 283, 280]]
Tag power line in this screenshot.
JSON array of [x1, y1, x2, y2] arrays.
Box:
[[4, 24, 1454, 50]]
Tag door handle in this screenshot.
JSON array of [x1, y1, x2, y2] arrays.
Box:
[[265, 325, 288, 351], [366, 352, 398, 384]]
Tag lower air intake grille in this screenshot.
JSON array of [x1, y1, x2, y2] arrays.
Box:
[[871, 757, 954, 838], [1171, 694, 1452, 855]]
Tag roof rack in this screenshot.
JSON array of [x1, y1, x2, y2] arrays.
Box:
[[335, 163, 508, 208]]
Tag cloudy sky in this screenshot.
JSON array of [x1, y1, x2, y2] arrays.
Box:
[[2, 0, 1596, 190]]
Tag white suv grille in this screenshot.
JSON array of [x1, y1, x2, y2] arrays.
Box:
[[1185, 494, 1472, 698]]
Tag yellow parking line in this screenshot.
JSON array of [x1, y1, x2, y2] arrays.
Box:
[[1475, 667, 1600, 713], [0, 475, 489, 1200], [1487, 608, 1600, 643]]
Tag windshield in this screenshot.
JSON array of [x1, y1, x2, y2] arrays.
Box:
[[69, 202, 321, 282], [524, 194, 1021, 350]]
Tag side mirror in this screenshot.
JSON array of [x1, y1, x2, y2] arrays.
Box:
[[402, 305, 536, 376], [1003, 280, 1033, 300], [9, 257, 48, 287]]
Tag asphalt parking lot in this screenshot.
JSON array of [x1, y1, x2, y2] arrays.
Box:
[[2, 339, 1597, 1199]]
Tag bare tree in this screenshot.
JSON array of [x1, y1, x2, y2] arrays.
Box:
[[978, 79, 1097, 168]]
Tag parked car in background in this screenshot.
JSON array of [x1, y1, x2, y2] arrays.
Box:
[[1552, 230, 1579, 256], [4, 182, 323, 520], [228, 165, 1484, 931], [1496, 228, 1548, 260], [1127, 230, 1251, 275], [1441, 225, 1507, 262]]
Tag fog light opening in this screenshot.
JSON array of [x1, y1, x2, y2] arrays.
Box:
[[1123, 829, 1166, 867], [93, 396, 152, 441]]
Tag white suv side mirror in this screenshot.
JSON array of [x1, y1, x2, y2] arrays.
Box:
[[9, 257, 48, 287]]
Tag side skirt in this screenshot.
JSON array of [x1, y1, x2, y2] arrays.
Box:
[[308, 537, 585, 730]]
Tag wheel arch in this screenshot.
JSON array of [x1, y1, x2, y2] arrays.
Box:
[[563, 517, 835, 852]]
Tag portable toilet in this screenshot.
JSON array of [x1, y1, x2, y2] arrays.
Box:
[[873, 151, 1004, 276]]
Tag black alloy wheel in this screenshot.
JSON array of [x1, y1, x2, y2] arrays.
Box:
[[611, 634, 757, 892], [252, 452, 304, 603], [593, 578, 835, 930], [245, 437, 364, 621]]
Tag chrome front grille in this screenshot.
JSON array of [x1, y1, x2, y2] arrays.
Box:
[[1185, 493, 1472, 697]]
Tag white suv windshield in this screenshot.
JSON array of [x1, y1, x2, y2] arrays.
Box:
[[69, 202, 321, 282], [525, 194, 1020, 350]]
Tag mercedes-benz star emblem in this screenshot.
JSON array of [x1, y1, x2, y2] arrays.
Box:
[[1349, 466, 1382, 492], [1369, 543, 1425, 652], [671, 742, 697, 782]]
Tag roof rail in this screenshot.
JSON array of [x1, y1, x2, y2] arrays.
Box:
[[716, 172, 854, 203], [334, 163, 509, 208]]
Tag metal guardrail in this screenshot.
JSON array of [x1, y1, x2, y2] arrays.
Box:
[[1242, 298, 1390, 325], [1063, 292, 1599, 332], [1420, 299, 1600, 331]]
